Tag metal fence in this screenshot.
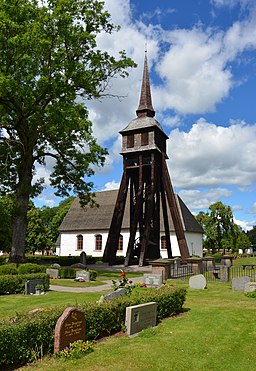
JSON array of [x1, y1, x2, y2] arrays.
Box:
[[169, 264, 256, 283]]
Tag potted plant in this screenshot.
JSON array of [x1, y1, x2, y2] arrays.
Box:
[[35, 284, 44, 295]]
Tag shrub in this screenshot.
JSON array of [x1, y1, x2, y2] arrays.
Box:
[[0, 286, 186, 368], [0, 264, 18, 275], [0, 273, 50, 295], [89, 270, 97, 281], [59, 267, 76, 279], [25, 255, 97, 266], [17, 263, 46, 275]]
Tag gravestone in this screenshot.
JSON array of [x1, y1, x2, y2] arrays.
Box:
[[244, 282, 256, 293], [125, 302, 157, 336], [76, 270, 90, 282], [143, 274, 163, 288], [80, 251, 87, 266], [46, 268, 59, 279], [54, 307, 85, 352], [232, 276, 250, 291], [189, 274, 207, 290], [99, 288, 127, 303], [25, 279, 44, 295]]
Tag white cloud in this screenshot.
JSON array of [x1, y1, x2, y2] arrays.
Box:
[[234, 217, 255, 231], [102, 180, 120, 191], [179, 188, 232, 210], [248, 202, 256, 214], [167, 119, 256, 188]]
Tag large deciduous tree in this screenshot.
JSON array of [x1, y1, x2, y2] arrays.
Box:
[[196, 201, 237, 253], [0, 0, 136, 262]]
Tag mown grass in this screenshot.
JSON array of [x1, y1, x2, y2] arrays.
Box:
[[50, 279, 105, 287], [21, 281, 256, 371], [233, 256, 256, 266]]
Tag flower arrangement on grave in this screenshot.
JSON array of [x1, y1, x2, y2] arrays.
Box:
[[112, 270, 135, 294], [55, 340, 94, 359]]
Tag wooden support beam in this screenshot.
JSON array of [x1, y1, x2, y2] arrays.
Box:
[[162, 154, 190, 261], [103, 170, 129, 264], [160, 178, 172, 258]]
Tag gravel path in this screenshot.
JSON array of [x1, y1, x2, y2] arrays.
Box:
[[50, 276, 145, 293]]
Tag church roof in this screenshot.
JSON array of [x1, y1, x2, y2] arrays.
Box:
[[59, 189, 203, 234]]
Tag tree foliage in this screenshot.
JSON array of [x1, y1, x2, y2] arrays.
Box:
[[196, 201, 240, 252], [0, 195, 14, 252], [0, 0, 136, 262], [247, 226, 256, 247]]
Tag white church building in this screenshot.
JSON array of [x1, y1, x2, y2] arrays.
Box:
[[57, 189, 203, 258]]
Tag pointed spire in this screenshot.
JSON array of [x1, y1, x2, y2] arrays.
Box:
[[136, 49, 155, 118]]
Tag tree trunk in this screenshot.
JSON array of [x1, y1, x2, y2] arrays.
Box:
[[9, 150, 33, 263]]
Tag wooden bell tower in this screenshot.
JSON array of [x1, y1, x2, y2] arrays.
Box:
[[103, 52, 190, 266]]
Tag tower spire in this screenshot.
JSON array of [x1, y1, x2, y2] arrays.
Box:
[[136, 50, 155, 118]]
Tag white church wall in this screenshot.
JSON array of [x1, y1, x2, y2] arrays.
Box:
[[59, 230, 202, 257]]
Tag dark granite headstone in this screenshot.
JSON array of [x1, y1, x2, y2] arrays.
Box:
[[54, 307, 85, 352], [80, 251, 87, 266], [25, 279, 44, 295]]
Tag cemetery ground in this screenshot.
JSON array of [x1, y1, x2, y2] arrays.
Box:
[[6, 271, 255, 370]]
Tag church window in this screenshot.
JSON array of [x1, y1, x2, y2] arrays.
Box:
[[127, 134, 134, 148], [95, 234, 102, 251], [118, 234, 123, 251], [161, 236, 167, 250], [141, 132, 149, 146], [77, 235, 83, 250]]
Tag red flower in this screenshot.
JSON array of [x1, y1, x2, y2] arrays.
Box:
[[129, 280, 133, 284], [120, 272, 126, 277]]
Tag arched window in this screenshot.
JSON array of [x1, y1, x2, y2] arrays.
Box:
[[77, 235, 83, 250], [118, 234, 123, 251], [95, 234, 102, 251], [161, 236, 167, 250]]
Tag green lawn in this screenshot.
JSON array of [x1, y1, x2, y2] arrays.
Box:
[[20, 281, 256, 371], [50, 279, 105, 287], [233, 256, 256, 266]]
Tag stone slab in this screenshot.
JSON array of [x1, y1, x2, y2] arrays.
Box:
[[143, 274, 163, 288], [54, 307, 85, 352], [76, 270, 90, 282], [46, 268, 59, 279], [244, 282, 256, 293], [232, 276, 250, 291], [99, 288, 127, 302], [25, 279, 44, 295], [125, 302, 157, 336], [189, 274, 207, 290]]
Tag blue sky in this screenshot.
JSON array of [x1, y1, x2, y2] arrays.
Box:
[[34, 0, 256, 231]]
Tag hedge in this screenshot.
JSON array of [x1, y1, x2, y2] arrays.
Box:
[[0, 273, 50, 295], [0, 286, 186, 368]]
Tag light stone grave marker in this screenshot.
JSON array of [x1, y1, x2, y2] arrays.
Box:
[[189, 274, 207, 290], [232, 276, 250, 291], [46, 268, 59, 279], [143, 274, 163, 288], [76, 270, 90, 282], [125, 302, 157, 336], [25, 279, 44, 295], [244, 282, 256, 293], [54, 307, 85, 352], [99, 288, 127, 303]]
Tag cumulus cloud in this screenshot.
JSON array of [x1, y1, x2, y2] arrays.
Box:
[[248, 202, 256, 214], [102, 180, 120, 191], [167, 119, 256, 188], [234, 217, 255, 231], [179, 188, 232, 210]]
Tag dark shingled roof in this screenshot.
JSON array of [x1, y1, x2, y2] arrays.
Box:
[[59, 190, 203, 234]]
